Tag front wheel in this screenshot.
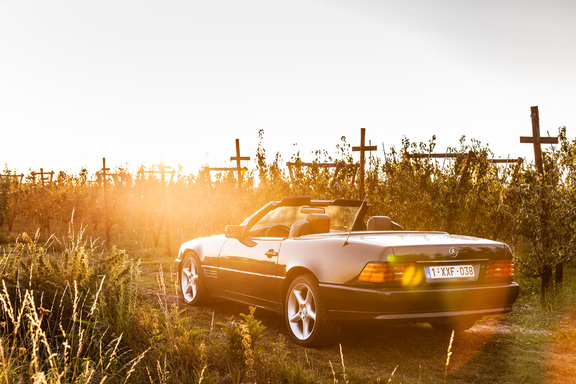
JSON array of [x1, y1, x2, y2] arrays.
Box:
[[179, 253, 208, 305], [285, 274, 336, 347]]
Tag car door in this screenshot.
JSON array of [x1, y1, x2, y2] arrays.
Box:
[[218, 236, 282, 309]]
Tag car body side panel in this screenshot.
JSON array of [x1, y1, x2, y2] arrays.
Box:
[[274, 235, 392, 305], [277, 236, 392, 283], [177, 235, 228, 293], [218, 237, 282, 310]]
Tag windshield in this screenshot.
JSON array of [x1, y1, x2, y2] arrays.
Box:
[[325, 205, 359, 231], [248, 204, 360, 236]]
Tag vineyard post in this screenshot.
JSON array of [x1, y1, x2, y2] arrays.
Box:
[[230, 138, 250, 190], [208, 138, 250, 190], [520, 106, 558, 174], [520, 105, 560, 296], [352, 128, 377, 199], [32, 168, 54, 186]]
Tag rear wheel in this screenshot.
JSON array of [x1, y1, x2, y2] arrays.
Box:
[[180, 253, 208, 305], [285, 274, 336, 347]]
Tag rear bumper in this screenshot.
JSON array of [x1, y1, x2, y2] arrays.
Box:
[[320, 282, 519, 323]]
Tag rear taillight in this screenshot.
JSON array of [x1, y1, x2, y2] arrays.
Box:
[[358, 262, 421, 285], [486, 259, 514, 279]]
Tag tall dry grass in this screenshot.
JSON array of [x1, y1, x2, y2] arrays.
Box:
[[0, 220, 147, 383], [0, 280, 147, 383]]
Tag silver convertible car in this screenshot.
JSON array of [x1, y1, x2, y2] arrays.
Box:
[[177, 197, 519, 347]]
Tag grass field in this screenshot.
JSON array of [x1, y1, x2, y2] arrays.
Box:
[[1, 231, 575, 383], [137, 245, 576, 384]]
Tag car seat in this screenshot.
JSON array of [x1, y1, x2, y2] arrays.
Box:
[[289, 213, 331, 238]]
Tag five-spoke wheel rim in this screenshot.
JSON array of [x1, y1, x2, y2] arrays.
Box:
[[181, 257, 199, 303], [287, 282, 317, 340]]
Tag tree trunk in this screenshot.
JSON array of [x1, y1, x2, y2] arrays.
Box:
[[541, 266, 553, 304], [555, 262, 564, 288]]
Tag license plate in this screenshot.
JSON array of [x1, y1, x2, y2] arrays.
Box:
[[425, 265, 475, 280]]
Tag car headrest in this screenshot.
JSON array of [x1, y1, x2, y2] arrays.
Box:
[[306, 213, 330, 234], [367, 216, 403, 231]]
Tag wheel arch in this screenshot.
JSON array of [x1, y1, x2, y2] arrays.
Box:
[[177, 247, 214, 290], [176, 247, 202, 272], [176, 236, 221, 270], [281, 266, 317, 305], [282, 266, 338, 346]]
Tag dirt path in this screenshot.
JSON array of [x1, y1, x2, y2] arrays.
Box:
[[543, 307, 576, 383]]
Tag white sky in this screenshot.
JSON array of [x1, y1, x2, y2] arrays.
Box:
[[1, 0, 575, 175]]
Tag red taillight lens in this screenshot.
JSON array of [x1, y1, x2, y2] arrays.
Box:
[[486, 259, 514, 279], [358, 262, 420, 285]]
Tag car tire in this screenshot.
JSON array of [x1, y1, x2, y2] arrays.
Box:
[[285, 274, 336, 347], [430, 316, 477, 332], [179, 252, 208, 305]]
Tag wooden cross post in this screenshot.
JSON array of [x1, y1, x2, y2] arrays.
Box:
[[520, 106, 560, 294], [32, 168, 54, 186], [352, 128, 377, 198], [230, 139, 250, 188], [520, 106, 558, 174], [158, 164, 175, 184], [209, 139, 250, 189]]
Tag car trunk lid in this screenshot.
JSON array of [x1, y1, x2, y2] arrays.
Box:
[[352, 231, 508, 261]]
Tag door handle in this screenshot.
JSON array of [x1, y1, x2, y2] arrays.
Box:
[[265, 249, 279, 258]]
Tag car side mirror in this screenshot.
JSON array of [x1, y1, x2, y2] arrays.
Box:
[[225, 225, 244, 239]]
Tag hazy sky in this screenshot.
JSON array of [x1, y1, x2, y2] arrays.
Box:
[[1, 0, 575, 174]]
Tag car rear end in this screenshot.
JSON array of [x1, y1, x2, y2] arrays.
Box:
[[322, 232, 519, 327]]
